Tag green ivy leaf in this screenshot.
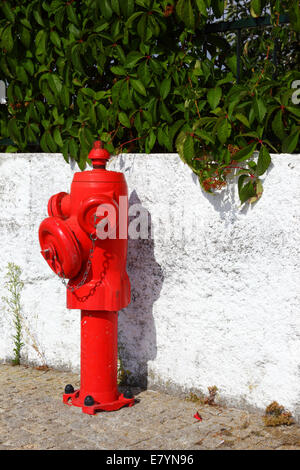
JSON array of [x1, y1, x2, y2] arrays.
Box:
[[142, 109, 152, 125], [2, 25, 13, 52], [5, 145, 18, 153], [35, 30, 47, 58], [40, 132, 49, 152], [138, 61, 151, 85], [286, 106, 300, 118], [160, 78, 171, 100], [20, 18, 32, 29], [217, 118, 231, 144], [176, 130, 187, 162], [207, 87, 222, 110], [67, 3, 79, 25], [16, 66, 28, 85], [235, 113, 250, 129], [272, 110, 285, 141], [211, 0, 225, 18], [253, 97, 267, 123], [234, 142, 258, 161], [289, 0, 300, 32], [248, 179, 263, 204], [111, 0, 120, 15], [54, 7, 65, 31], [226, 55, 237, 76], [250, 0, 261, 18], [238, 176, 257, 204], [257, 145, 271, 176], [46, 132, 57, 153], [194, 128, 215, 144], [282, 129, 300, 153], [33, 9, 45, 27], [119, 112, 131, 128], [50, 76, 63, 96], [8, 118, 21, 144], [24, 59, 34, 76], [130, 79, 147, 96], [20, 26, 31, 48], [120, 0, 134, 18], [176, 0, 195, 30], [53, 128, 63, 147], [50, 30, 61, 49], [183, 134, 194, 165], [146, 130, 156, 153], [71, 44, 85, 74], [137, 14, 148, 42], [158, 127, 172, 151], [1, 1, 15, 23], [62, 140, 69, 163], [111, 66, 126, 75], [160, 101, 173, 123], [69, 138, 78, 159], [124, 51, 144, 68], [196, 0, 208, 16], [60, 85, 70, 108]]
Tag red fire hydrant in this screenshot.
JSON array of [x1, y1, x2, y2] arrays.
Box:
[[38, 142, 134, 415]]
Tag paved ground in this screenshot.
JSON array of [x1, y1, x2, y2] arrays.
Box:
[[0, 364, 299, 450]]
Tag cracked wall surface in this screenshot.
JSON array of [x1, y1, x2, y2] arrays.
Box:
[[0, 152, 299, 420]]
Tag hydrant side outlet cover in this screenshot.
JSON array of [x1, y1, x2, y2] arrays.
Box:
[[39, 216, 82, 279]]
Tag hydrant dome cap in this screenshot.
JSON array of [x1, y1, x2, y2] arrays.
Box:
[[89, 141, 110, 169]]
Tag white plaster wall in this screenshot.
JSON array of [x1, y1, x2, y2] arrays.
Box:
[[0, 152, 299, 420]]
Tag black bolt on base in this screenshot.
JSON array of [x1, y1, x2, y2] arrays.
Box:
[[64, 384, 74, 394], [84, 395, 95, 406], [123, 389, 133, 399]]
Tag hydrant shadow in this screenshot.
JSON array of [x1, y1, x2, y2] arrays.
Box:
[[118, 190, 164, 390]]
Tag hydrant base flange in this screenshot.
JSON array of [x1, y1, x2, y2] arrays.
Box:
[[63, 389, 135, 415]]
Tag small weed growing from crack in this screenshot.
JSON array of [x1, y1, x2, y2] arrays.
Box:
[[205, 386, 218, 405], [263, 401, 294, 427], [186, 386, 219, 406], [2, 263, 47, 368], [2, 263, 24, 365], [117, 346, 131, 386], [186, 392, 204, 404]]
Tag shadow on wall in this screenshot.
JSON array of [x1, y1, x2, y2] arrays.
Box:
[[191, 169, 251, 217], [118, 190, 164, 389]]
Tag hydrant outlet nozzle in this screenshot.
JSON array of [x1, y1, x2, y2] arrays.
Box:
[[89, 141, 110, 169]]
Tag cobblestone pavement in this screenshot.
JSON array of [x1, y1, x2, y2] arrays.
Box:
[[0, 364, 299, 450]]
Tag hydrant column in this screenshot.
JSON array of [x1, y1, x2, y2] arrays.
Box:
[[39, 141, 134, 415], [80, 310, 118, 404]]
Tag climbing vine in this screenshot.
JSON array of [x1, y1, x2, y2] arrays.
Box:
[[0, 1, 299, 203]]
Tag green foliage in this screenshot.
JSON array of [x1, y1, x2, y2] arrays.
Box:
[[0, 0, 299, 202], [2, 263, 24, 365]]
